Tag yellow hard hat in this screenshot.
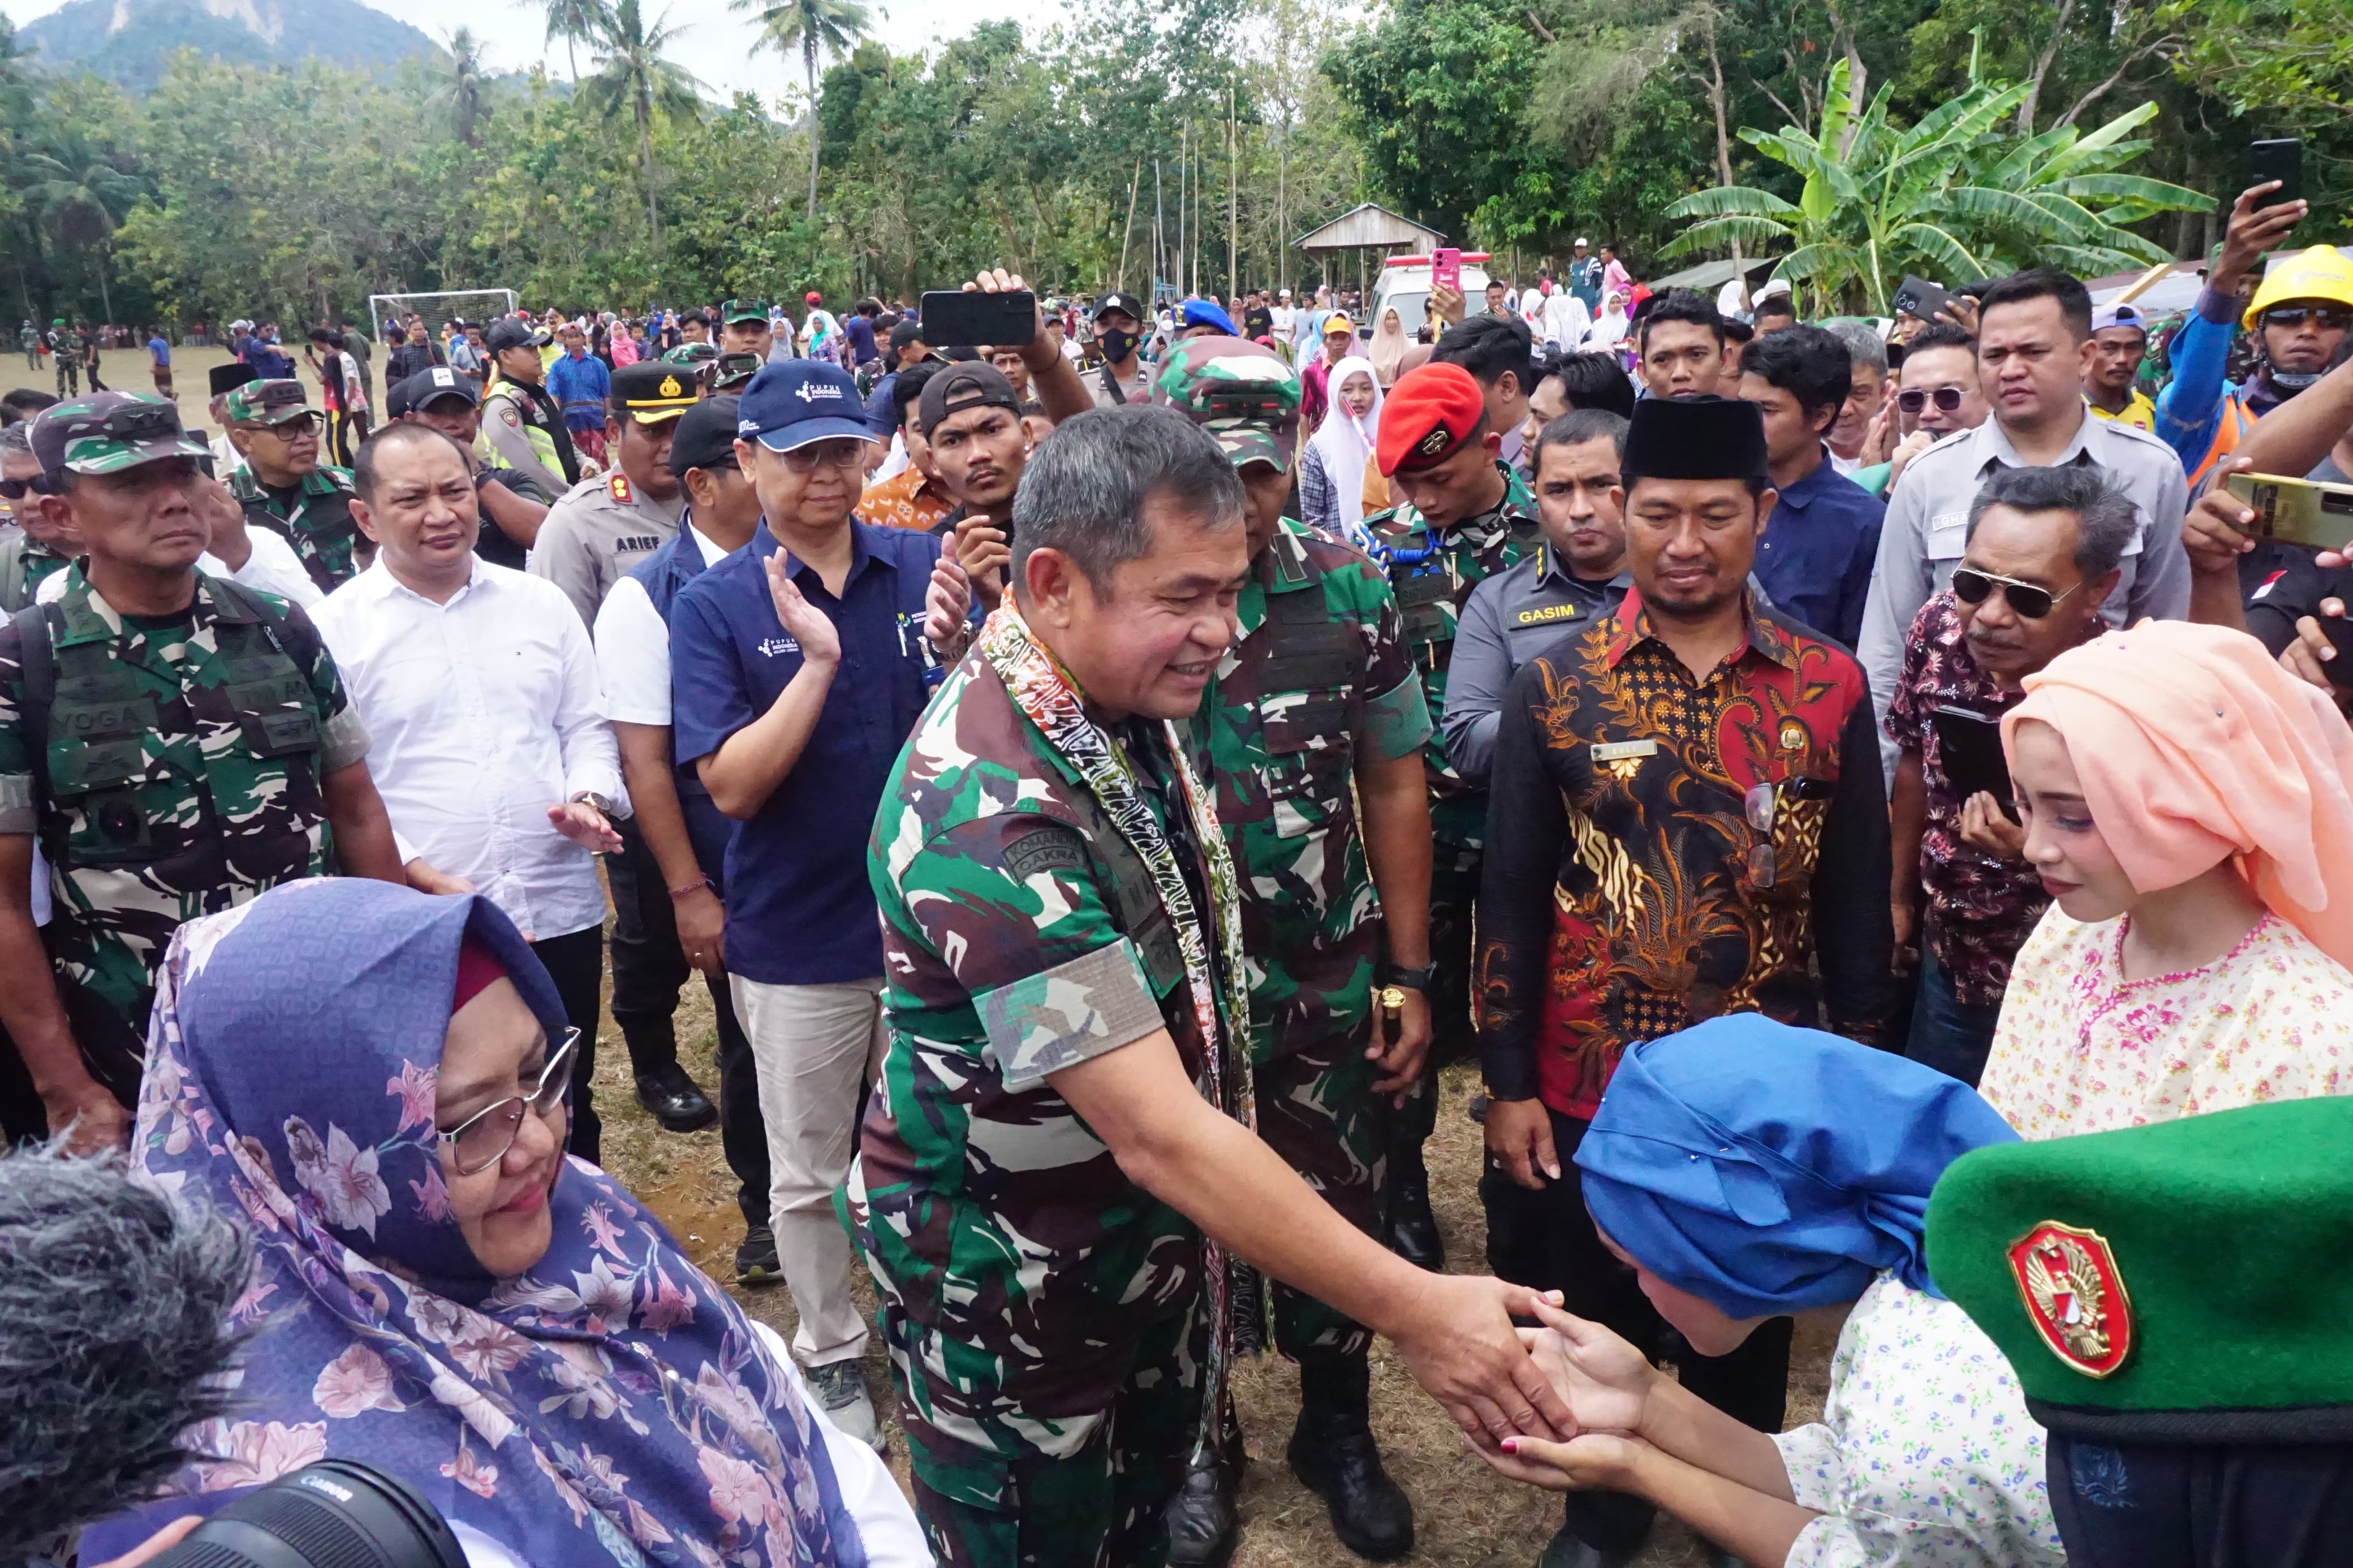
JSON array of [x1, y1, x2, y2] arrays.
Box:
[[2242, 245, 2353, 330]]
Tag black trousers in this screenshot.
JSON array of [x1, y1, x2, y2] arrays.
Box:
[[0, 1022, 48, 1146], [604, 815, 686, 1081], [531, 925, 606, 1166], [1483, 1104, 1794, 1556], [678, 789, 774, 1230]]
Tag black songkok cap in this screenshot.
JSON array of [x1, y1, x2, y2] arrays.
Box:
[[1622, 394, 1769, 485]]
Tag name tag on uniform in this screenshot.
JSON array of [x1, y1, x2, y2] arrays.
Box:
[[1591, 740, 1658, 763], [1514, 604, 1583, 626]]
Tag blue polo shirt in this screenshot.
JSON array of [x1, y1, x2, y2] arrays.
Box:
[[669, 519, 945, 985], [1752, 447, 1885, 649]]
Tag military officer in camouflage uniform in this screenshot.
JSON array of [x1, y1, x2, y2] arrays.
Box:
[[223, 379, 365, 595], [849, 402, 1572, 1568], [46, 320, 80, 398], [1363, 361, 1541, 1270], [0, 393, 404, 1151], [1156, 338, 1436, 1563], [0, 423, 73, 613]]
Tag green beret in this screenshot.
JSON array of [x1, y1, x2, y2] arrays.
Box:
[[1927, 1097, 2353, 1444]]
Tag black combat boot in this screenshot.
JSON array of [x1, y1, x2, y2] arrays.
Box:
[[1286, 1358, 1413, 1561], [1163, 1416, 1242, 1568], [1384, 1134, 1444, 1271]]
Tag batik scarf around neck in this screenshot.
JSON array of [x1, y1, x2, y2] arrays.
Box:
[[975, 603, 1256, 1458], [132, 878, 865, 1568]]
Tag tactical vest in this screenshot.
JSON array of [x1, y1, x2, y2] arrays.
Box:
[[12, 581, 329, 875]]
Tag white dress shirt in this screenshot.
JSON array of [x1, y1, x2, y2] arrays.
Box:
[[312, 558, 624, 941], [592, 522, 731, 727]]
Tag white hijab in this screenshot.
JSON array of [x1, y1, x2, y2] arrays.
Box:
[[1309, 355, 1383, 533]]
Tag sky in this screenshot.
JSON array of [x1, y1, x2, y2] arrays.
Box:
[[0, 0, 1070, 102]]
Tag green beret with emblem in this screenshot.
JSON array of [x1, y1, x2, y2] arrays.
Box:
[[1927, 1095, 2353, 1443], [222, 378, 315, 426], [1154, 335, 1302, 473], [28, 391, 211, 477]]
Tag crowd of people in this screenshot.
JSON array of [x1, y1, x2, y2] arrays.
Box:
[[3, 164, 2352, 1568]]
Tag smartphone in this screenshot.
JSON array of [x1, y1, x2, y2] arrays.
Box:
[[2249, 138, 2303, 207], [2225, 470, 2353, 554], [919, 290, 1036, 349], [1893, 274, 1950, 322], [1931, 705, 2017, 822], [1432, 247, 1462, 297]]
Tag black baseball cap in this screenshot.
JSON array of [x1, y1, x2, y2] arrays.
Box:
[[1092, 292, 1146, 323], [669, 396, 742, 474], [887, 319, 925, 352], [484, 319, 545, 354], [610, 361, 699, 425], [918, 363, 1022, 437], [387, 366, 481, 419]]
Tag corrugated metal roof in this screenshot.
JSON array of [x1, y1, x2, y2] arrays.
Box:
[[1295, 202, 1446, 253]]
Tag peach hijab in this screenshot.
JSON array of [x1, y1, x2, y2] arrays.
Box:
[[2001, 619, 2353, 970]]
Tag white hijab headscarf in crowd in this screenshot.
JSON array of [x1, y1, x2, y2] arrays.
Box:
[[1587, 291, 1630, 352], [1310, 354, 1384, 535]]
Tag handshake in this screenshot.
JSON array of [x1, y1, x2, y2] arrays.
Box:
[[1474, 1301, 1669, 1492]]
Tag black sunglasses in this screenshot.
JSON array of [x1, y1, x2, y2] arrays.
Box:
[[0, 474, 49, 500], [1951, 565, 2084, 620], [1897, 387, 1964, 414], [2264, 305, 2353, 332]]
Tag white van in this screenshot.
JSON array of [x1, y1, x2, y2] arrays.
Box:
[[1369, 252, 1494, 339]]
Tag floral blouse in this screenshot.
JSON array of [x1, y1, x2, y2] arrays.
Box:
[[1978, 908, 2353, 1141], [1773, 1273, 2063, 1568]]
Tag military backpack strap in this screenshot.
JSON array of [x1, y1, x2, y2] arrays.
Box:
[[11, 600, 58, 840]]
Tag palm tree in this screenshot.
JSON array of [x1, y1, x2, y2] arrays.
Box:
[[19, 147, 141, 325], [541, 0, 609, 83], [433, 28, 492, 148], [1658, 53, 2205, 315], [734, 0, 872, 224], [579, 0, 705, 245]]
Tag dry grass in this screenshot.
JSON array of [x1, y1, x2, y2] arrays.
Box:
[[594, 980, 1835, 1568]]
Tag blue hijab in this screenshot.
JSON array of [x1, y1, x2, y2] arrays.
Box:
[[1575, 1016, 2018, 1320], [132, 879, 866, 1568]]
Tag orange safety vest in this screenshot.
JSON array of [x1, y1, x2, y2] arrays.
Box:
[[2188, 392, 2257, 489]]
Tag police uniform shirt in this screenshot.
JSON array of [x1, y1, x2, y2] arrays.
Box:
[[529, 469, 685, 628], [1440, 541, 1630, 784], [1089, 361, 1154, 408]]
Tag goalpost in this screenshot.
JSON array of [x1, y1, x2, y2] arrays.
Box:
[[369, 289, 520, 343]]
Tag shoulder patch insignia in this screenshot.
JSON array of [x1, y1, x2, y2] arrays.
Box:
[[2010, 1220, 2134, 1378], [1003, 822, 1088, 883], [499, 407, 519, 427]]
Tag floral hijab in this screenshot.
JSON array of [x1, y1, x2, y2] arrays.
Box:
[[134, 879, 866, 1568]]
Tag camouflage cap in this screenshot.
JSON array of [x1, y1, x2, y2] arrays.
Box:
[[663, 342, 721, 367], [1154, 335, 1302, 473], [721, 298, 773, 325], [29, 391, 210, 478], [222, 378, 315, 427]]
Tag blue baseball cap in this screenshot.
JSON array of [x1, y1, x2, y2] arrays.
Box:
[[1181, 299, 1238, 335], [735, 360, 876, 452]]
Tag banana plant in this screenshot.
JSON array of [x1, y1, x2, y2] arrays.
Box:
[[1659, 45, 2207, 315]]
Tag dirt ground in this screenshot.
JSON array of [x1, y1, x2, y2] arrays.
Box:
[[589, 980, 1835, 1568]]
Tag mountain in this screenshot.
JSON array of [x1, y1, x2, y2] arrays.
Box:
[[19, 0, 439, 92]]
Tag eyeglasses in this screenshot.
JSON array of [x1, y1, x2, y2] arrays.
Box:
[[0, 474, 49, 500], [779, 439, 868, 474], [1896, 387, 1965, 414], [1742, 777, 1833, 891], [1950, 565, 2084, 620], [255, 413, 322, 439], [2263, 306, 2353, 332], [436, 1028, 581, 1176]]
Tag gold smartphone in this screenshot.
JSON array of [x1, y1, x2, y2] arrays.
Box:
[[2225, 472, 2353, 553]]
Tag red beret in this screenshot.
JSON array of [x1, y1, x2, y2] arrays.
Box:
[[1377, 362, 1486, 477]]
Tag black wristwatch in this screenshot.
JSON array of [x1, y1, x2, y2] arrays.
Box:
[[1380, 961, 1438, 993]]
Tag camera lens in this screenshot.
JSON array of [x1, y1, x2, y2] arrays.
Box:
[[148, 1459, 466, 1568]]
